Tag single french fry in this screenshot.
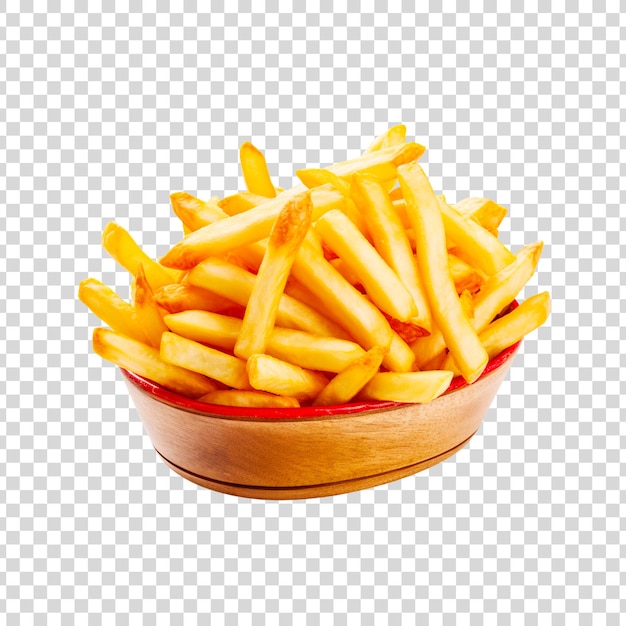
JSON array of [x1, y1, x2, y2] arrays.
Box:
[[362, 124, 407, 154], [454, 197, 507, 232], [164, 309, 367, 373], [312, 346, 386, 406], [160, 185, 344, 270], [187, 257, 351, 340], [133, 265, 168, 348], [101, 222, 180, 290], [350, 173, 431, 330], [411, 241, 544, 368], [448, 253, 484, 295], [164, 310, 242, 351], [247, 354, 328, 402], [398, 161, 488, 383], [296, 168, 351, 197], [199, 389, 300, 409], [79, 278, 149, 344], [218, 191, 270, 216], [266, 327, 367, 373], [152, 283, 242, 316], [295, 142, 423, 187], [170, 191, 229, 231], [92, 327, 217, 398], [240, 141, 277, 198], [314, 209, 417, 322], [437, 197, 515, 276], [160, 332, 251, 390], [234, 195, 313, 359], [440, 291, 551, 374], [357, 370, 454, 403]]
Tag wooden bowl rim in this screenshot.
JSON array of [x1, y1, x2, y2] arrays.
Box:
[[121, 336, 521, 421]]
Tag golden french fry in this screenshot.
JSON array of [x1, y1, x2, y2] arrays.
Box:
[[164, 310, 241, 351], [441, 291, 551, 374], [247, 354, 328, 402], [218, 191, 270, 216], [362, 124, 407, 154], [160, 185, 344, 270], [398, 161, 488, 383], [199, 389, 300, 408], [437, 197, 515, 276], [350, 173, 431, 330], [357, 370, 454, 403], [296, 168, 351, 197], [234, 195, 313, 359], [267, 327, 367, 373], [240, 141, 277, 198], [448, 253, 484, 295], [312, 346, 386, 406], [133, 265, 168, 348], [160, 332, 250, 390], [411, 241, 544, 368], [164, 309, 367, 373], [79, 278, 149, 344], [101, 222, 180, 290], [314, 209, 417, 322], [454, 197, 507, 232], [478, 291, 550, 357], [187, 256, 351, 340], [92, 327, 217, 398], [471, 241, 544, 332], [398, 163, 489, 383], [170, 191, 229, 231], [325, 141, 425, 181], [152, 283, 241, 316]]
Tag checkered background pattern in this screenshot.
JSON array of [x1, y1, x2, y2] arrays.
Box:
[[1, 1, 624, 623]]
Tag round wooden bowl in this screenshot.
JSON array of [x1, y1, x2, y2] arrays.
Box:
[[121, 340, 520, 499]]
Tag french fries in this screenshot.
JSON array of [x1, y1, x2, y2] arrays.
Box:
[[350, 173, 431, 330], [79, 126, 549, 408], [362, 124, 407, 154], [314, 209, 417, 322], [312, 346, 386, 406], [101, 222, 179, 290], [247, 354, 328, 402], [199, 389, 300, 409], [234, 194, 312, 359], [160, 332, 251, 390], [398, 161, 489, 384], [132, 265, 168, 348], [439, 292, 551, 375], [93, 327, 217, 398], [239, 141, 277, 198], [170, 191, 229, 231]]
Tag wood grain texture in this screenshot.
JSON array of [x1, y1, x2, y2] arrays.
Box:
[[124, 352, 515, 499]]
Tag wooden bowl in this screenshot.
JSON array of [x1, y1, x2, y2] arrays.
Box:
[[121, 340, 520, 499]]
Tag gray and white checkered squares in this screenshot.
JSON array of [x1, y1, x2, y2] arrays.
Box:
[[1, 1, 625, 623]]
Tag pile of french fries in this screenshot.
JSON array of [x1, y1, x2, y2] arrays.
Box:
[[79, 126, 550, 409]]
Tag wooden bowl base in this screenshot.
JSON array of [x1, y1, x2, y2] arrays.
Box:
[[154, 430, 477, 500]]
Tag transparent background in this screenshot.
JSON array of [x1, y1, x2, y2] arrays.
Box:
[[1, 1, 624, 623]]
